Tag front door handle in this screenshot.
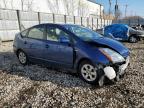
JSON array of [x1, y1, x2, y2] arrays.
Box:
[[45, 44, 49, 48]]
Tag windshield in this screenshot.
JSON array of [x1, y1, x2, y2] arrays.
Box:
[[129, 27, 137, 31], [125, 25, 136, 31], [63, 25, 103, 41]]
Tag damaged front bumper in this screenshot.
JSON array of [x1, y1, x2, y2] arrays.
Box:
[[98, 56, 130, 86]]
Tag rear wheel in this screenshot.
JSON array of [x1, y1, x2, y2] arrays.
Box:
[[78, 60, 101, 84], [17, 50, 28, 65], [129, 35, 138, 43]]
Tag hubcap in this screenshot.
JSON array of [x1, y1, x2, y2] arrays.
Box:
[[81, 64, 97, 82], [19, 52, 26, 64], [130, 37, 136, 42]]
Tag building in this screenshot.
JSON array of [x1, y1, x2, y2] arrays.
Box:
[[0, 0, 107, 41], [0, 0, 103, 17]]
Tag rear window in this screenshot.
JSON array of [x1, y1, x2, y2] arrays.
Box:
[[21, 29, 28, 37], [28, 27, 44, 39]]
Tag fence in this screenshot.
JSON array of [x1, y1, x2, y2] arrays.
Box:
[[0, 9, 112, 41], [113, 18, 144, 26]]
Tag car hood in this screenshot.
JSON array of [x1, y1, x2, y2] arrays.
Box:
[[136, 30, 144, 35], [88, 37, 130, 58], [129, 28, 144, 35]]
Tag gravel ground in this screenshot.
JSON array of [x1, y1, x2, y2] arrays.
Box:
[[0, 41, 144, 108]]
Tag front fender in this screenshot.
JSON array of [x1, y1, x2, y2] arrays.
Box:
[[73, 46, 110, 70]]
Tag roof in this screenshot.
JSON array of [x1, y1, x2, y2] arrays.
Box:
[[32, 23, 79, 28], [105, 24, 128, 28], [87, 0, 103, 6]]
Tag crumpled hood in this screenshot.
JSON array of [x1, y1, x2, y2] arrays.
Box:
[[136, 30, 144, 36], [129, 28, 144, 36], [90, 37, 130, 58]]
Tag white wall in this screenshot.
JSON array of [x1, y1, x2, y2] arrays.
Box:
[[0, 0, 103, 17]]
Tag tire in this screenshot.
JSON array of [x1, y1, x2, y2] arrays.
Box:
[[78, 60, 102, 85], [129, 36, 138, 43], [17, 50, 28, 65]]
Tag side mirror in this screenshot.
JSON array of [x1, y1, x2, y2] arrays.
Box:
[[59, 36, 70, 44]]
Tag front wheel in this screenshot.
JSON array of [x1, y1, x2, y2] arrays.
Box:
[[78, 60, 100, 84], [17, 50, 28, 65], [129, 36, 138, 43]]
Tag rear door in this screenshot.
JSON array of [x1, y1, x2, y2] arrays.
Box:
[[22, 25, 46, 60]]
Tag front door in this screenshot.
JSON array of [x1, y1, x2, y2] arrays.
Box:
[[43, 25, 73, 68]]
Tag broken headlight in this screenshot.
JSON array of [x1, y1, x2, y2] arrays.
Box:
[[99, 48, 125, 63]]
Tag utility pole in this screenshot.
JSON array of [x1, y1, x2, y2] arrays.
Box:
[[116, 0, 118, 7], [100, 4, 102, 18], [109, 0, 112, 16], [125, 4, 128, 18], [115, 0, 118, 19]]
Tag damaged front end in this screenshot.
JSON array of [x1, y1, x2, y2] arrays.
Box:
[[98, 47, 130, 86]]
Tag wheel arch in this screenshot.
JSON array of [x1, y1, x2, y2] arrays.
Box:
[[76, 58, 94, 72], [129, 34, 140, 42], [16, 48, 29, 65], [129, 34, 139, 38], [16, 49, 26, 57]]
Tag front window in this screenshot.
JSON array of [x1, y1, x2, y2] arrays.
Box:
[[46, 26, 70, 42], [64, 25, 102, 41], [21, 29, 28, 37]]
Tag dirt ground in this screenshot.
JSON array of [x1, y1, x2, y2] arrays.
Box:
[[0, 41, 144, 108]]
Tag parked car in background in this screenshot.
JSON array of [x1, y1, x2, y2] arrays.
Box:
[[131, 24, 144, 30], [103, 24, 144, 43], [95, 28, 104, 35], [13, 24, 130, 86]]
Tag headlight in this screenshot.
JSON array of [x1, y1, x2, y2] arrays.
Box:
[[127, 28, 130, 36], [99, 48, 125, 63]]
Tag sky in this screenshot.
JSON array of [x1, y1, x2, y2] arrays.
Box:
[[95, 0, 144, 17]]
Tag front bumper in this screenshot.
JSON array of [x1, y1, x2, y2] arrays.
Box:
[[139, 34, 144, 38], [118, 56, 130, 75], [99, 56, 130, 86]]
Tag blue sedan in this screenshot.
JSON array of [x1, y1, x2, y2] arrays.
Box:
[[13, 24, 130, 86]]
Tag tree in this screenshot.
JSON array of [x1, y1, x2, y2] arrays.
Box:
[[11, 0, 14, 9], [2, 0, 8, 8], [27, 0, 34, 11], [21, 0, 34, 11], [78, 0, 89, 17], [63, 0, 74, 16], [21, 0, 24, 10], [46, 0, 60, 14]]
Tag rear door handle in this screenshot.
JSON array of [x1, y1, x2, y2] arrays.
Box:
[[45, 44, 49, 48], [24, 41, 27, 44]]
